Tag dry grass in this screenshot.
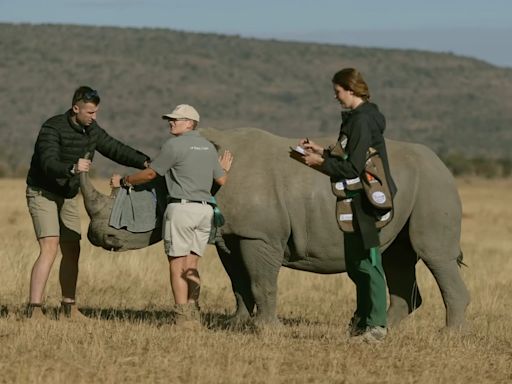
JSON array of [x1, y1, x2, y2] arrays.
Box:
[[0, 178, 511, 383]]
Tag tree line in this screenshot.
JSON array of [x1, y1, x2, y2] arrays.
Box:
[[1, 152, 509, 179]]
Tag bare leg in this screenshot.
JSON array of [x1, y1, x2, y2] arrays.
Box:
[[184, 254, 200, 304], [59, 240, 80, 302], [29, 236, 60, 304], [169, 256, 189, 304], [169, 254, 201, 305]]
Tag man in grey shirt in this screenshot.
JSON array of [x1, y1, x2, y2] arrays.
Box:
[[111, 104, 233, 327]]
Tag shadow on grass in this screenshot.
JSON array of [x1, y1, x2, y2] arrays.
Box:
[[0, 303, 237, 329], [1, 303, 321, 335], [80, 307, 173, 324], [280, 316, 323, 327], [80, 306, 258, 332]]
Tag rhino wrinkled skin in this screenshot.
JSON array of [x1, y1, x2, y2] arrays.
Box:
[[81, 127, 470, 328], [80, 173, 163, 251]]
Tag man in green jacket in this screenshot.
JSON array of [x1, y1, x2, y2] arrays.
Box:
[[25, 86, 150, 320]]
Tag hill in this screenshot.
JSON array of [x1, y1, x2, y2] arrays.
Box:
[[1, 23, 511, 176]]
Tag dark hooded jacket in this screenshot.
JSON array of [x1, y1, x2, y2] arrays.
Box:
[[320, 101, 397, 248], [321, 101, 397, 196], [26, 110, 149, 198]]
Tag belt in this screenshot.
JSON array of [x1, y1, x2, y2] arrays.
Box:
[[168, 197, 213, 206]]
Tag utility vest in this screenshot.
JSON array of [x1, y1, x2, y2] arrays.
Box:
[[328, 140, 394, 233]]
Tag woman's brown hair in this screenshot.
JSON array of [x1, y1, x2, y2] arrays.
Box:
[[331, 68, 370, 101]]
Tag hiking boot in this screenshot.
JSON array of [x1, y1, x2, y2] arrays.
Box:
[[347, 314, 364, 337], [173, 303, 202, 330], [60, 301, 89, 321], [354, 326, 387, 343]]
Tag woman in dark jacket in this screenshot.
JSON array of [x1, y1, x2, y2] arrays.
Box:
[[300, 68, 396, 343]]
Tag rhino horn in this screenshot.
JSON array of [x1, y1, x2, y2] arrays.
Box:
[[79, 172, 112, 217]]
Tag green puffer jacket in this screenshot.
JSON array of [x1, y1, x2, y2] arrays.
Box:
[[26, 110, 149, 198]]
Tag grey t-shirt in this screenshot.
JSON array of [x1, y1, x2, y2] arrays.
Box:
[[150, 130, 224, 202]]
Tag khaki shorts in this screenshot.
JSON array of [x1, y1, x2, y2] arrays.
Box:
[[163, 202, 213, 257], [26, 186, 81, 241]]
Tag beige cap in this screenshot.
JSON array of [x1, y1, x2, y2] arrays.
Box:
[[161, 104, 200, 122]]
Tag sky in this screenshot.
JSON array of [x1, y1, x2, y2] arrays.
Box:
[[1, 0, 511, 67]]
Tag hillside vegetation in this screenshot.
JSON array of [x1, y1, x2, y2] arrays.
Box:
[[1, 23, 511, 176]]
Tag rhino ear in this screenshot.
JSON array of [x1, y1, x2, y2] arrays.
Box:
[[80, 172, 111, 217]]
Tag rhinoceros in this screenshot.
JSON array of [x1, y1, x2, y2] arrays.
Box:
[[80, 173, 166, 251], [81, 127, 470, 328]]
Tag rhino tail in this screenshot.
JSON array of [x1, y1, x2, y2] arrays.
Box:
[[456, 251, 468, 268]]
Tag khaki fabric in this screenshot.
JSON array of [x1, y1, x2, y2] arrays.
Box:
[[163, 202, 213, 257], [362, 148, 393, 211], [331, 177, 362, 198], [26, 186, 81, 241], [335, 197, 355, 232]]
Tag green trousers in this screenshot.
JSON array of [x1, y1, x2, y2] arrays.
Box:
[[344, 232, 387, 328]]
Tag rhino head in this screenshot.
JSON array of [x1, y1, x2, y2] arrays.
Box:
[[80, 172, 163, 252]]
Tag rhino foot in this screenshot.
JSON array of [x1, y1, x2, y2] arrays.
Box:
[[438, 322, 471, 335], [225, 316, 257, 332], [253, 315, 282, 328], [254, 316, 285, 336]]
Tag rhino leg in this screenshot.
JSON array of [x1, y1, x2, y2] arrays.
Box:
[[216, 235, 255, 325], [239, 238, 283, 326], [382, 222, 422, 327], [421, 256, 470, 328], [409, 204, 470, 328]]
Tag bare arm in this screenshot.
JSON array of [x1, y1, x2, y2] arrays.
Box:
[[110, 167, 158, 188]]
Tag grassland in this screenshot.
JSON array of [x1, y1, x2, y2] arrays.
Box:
[[0, 178, 511, 383]]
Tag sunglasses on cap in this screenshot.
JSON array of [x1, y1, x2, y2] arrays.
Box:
[[82, 89, 99, 101]]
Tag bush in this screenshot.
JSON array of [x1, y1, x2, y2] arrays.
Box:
[[440, 152, 512, 178]]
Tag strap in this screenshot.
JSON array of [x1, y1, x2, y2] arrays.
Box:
[[369, 247, 379, 267]]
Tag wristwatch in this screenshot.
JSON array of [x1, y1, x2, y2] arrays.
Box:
[[120, 176, 133, 188]]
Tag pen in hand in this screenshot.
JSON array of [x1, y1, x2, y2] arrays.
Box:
[[297, 138, 310, 156]]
